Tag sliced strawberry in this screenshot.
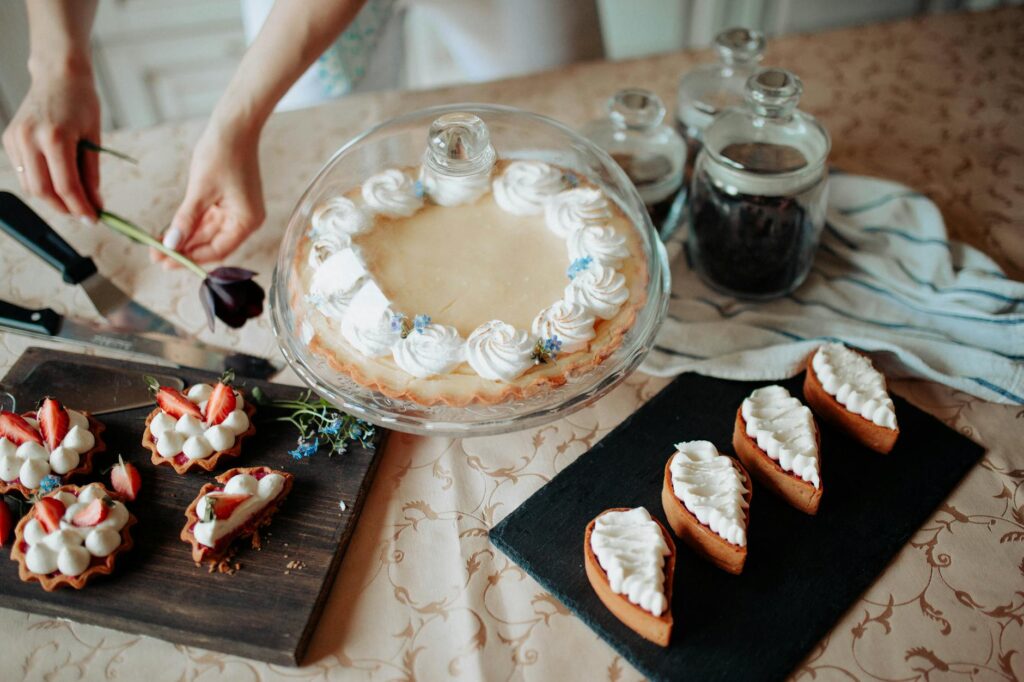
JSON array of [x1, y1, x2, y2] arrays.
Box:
[[205, 493, 251, 520], [111, 456, 142, 501], [156, 386, 202, 420], [35, 497, 66, 533], [38, 398, 70, 450], [204, 383, 236, 426], [0, 411, 42, 446], [0, 500, 12, 548], [72, 498, 110, 527]]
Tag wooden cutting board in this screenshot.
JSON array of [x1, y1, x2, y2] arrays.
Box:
[[490, 372, 984, 681], [0, 347, 387, 666]]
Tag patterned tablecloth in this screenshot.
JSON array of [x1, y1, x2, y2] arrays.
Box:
[[1, 8, 1022, 681]]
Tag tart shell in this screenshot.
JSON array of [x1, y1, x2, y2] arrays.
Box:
[[661, 452, 752, 575], [733, 408, 822, 515], [0, 412, 107, 498], [180, 466, 294, 564], [803, 353, 899, 454], [583, 507, 676, 647], [143, 401, 256, 475], [10, 483, 136, 591]]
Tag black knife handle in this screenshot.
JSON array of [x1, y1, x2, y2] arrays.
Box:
[[0, 299, 62, 336], [0, 191, 98, 284]]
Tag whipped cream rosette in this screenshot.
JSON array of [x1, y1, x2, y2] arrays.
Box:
[[545, 188, 612, 238], [362, 169, 423, 218], [492, 160, 564, 215]]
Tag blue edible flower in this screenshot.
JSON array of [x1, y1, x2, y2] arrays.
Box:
[[567, 256, 593, 280], [390, 313, 407, 333], [39, 475, 61, 494], [563, 172, 579, 188], [413, 314, 431, 333], [414, 180, 425, 198], [289, 437, 319, 460], [322, 417, 343, 436]]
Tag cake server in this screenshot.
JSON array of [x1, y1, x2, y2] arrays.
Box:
[[0, 191, 181, 337], [0, 299, 280, 380]]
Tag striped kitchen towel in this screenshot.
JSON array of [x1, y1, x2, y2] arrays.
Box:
[[642, 174, 1024, 405]]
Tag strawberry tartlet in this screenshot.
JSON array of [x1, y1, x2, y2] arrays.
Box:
[[0, 399, 106, 497], [181, 466, 293, 564], [10, 482, 135, 591], [143, 378, 256, 474]]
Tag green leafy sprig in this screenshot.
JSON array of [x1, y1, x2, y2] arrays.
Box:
[[251, 387, 375, 459]]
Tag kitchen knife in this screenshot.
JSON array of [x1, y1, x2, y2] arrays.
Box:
[[12, 360, 184, 416], [0, 191, 180, 337], [0, 299, 280, 380]]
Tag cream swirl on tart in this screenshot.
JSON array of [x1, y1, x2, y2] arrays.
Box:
[[392, 323, 466, 378], [589, 507, 671, 617], [492, 160, 563, 215], [361, 169, 423, 217], [0, 403, 101, 493], [147, 384, 252, 466], [466, 320, 535, 381], [297, 158, 645, 401], [811, 343, 897, 429], [545, 187, 611, 238], [740, 385, 820, 487], [669, 441, 748, 546], [568, 226, 629, 267], [564, 263, 629, 319], [531, 300, 596, 353], [312, 196, 370, 237]]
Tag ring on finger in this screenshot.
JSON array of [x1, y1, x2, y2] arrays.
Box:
[[15, 165, 25, 173]]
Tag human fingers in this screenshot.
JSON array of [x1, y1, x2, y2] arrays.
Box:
[[16, 136, 67, 214], [42, 136, 95, 220]]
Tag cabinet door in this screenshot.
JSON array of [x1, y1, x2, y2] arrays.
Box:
[[92, 0, 245, 129]]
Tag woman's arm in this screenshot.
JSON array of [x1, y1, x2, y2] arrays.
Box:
[[160, 0, 368, 265], [2, 0, 101, 219]]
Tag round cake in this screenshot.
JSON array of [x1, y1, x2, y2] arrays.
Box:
[[292, 138, 648, 406]]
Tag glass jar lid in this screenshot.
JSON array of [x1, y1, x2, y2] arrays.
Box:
[[676, 27, 766, 134], [701, 67, 831, 196]]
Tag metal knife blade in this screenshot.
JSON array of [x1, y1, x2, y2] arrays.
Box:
[[0, 299, 280, 380], [14, 360, 184, 415], [0, 191, 185, 338]]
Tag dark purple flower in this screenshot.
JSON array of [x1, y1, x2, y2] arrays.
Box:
[[200, 267, 265, 330]]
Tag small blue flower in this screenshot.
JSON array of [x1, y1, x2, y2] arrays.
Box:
[[390, 313, 407, 333], [543, 336, 562, 356], [413, 314, 431, 333], [39, 475, 61, 494], [322, 417, 343, 436], [567, 256, 593, 280], [563, 172, 579, 188], [289, 437, 319, 460], [414, 180, 425, 198]]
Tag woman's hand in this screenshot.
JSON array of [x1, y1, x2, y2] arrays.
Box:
[[156, 123, 265, 267], [2, 68, 101, 220]]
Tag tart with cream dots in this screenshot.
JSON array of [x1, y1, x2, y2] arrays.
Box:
[[180, 466, 293, 564], [0, 399, 106, 498], [142, 378, 256, 474], [294, 158, 648, 407], [10, 482, 135, 591]]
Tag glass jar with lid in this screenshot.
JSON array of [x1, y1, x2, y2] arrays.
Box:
[[686, 67, 831, 300], [581, 88, 687, 239], [676, 27, 765, 178]]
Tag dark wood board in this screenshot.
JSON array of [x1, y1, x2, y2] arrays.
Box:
[[0, 347, 387, 666], [490, 372, 985, 682]]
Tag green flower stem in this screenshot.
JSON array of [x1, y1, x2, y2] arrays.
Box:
[[79, 140, 138, 165], [99, 211, 207, 278]]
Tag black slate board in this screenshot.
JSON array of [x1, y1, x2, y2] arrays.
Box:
[[490, 372, 984, 682], [0, 347, 387, 666]]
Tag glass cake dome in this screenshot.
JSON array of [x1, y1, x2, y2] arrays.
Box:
[[271, 103, 670, 436]]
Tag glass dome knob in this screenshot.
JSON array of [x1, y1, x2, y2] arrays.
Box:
[[714, 27, 766, 65], [607, 89, 666, 131], [424, 112, 496, 176], [746, 68, 803, 119]]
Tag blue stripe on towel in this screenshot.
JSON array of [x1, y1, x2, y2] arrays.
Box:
[[969, 377, 1024, 405], [893, 261, 1024, 305], [652, 345, 706, 360], [837, 191, 925, 215]]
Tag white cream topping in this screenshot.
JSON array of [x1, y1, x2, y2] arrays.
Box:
[[812, 343, 898, 429], [361, 169, 423, 218], [669, 441, 748, 547], [564, 263, 629, 319], [150, 385, 249, 460], [23, 484, 130, 576], [392, 323, 466, 378], [193, 472, 286, 548], [465, 320, 534, 381], [311, 196, 371, 238], [544, 188, 611, 238], [0, 409, 94, 488], [421, 166, 490, 207], [590, 507, 670, 617], [492, 161, 563, 216], [530, 300, 595, 353], [741, 385, 820, 488], [340, 280, 403, 357], [568, 226, 629, 267], [308, 248, 368, 319]]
